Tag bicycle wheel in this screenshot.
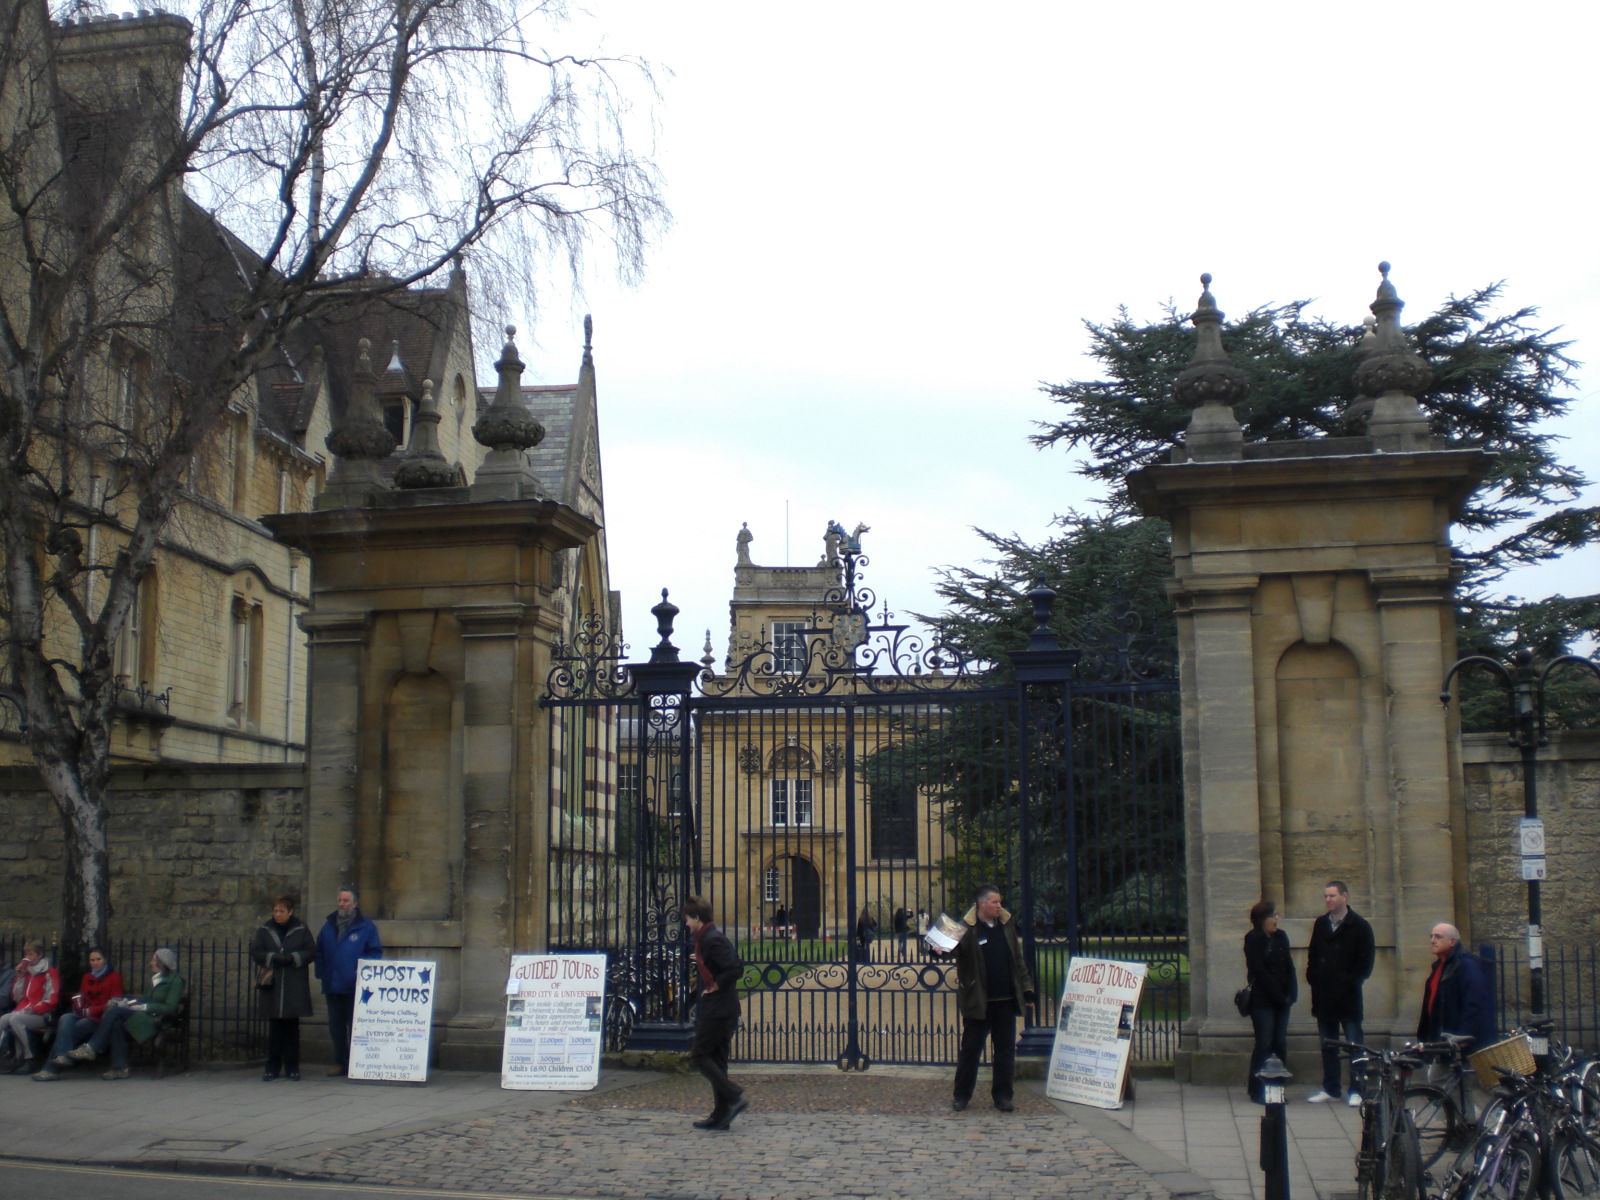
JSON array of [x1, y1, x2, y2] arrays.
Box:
[[1569, 1080, 1600, 1136], [1407, 1084, 1471, 1170], [602, 994, 635, 1053], [1463, 1134, 1539, 1200], [1552, 1131, 1600, 1199], [1379, 1109, 1423, 1200]]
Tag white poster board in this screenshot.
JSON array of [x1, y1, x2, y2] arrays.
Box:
[[500, 953, 606, 1091], [348, 959, 437, 1083], [1045, 956, 1147, 1109]]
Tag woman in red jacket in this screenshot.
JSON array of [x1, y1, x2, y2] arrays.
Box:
[[32, 948, 124, 1081], [1, 940, 61, 1073]]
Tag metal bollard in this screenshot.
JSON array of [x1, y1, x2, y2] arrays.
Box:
[[1257, 1053, 1291, 1200]]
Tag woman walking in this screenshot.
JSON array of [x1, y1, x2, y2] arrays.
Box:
[[1244, 899, 1296, 1103], [252, 893, 315, 1081]]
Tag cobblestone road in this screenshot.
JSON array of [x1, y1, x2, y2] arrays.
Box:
[[301, 1072, 1190, 1200]]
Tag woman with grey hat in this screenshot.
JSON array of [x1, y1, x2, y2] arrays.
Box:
[[48, 948, 184, 1080]]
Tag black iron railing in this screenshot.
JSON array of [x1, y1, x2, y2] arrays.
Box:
[[1482, 941, 1600, 1055], [0, 932, 266, 1063]]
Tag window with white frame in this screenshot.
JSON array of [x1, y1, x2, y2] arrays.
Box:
[[771, 620, 808, 674], [114, 573, 145, 682], [227, 595, 264, 727], [764, 864, 780, 903], [770, 777, 812, 826]]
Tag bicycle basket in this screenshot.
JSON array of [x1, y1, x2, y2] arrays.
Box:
[[1468, 1034, 1536, 1087]]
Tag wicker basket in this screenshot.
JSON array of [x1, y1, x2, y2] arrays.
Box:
[[1468, 1034, 1536, 1087]]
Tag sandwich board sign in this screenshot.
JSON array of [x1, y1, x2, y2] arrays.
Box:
[[1045, 956, 1146, 1109], [348, 959, 437, 1083], [500, 953, 606, 1090]]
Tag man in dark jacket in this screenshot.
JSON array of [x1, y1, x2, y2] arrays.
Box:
[[684, 895, 747, 1131], [1305, 880, 1375, 1106], [949, 883, 1035, 1113], [1418, 923, 1496, 1049], [315, 886, 381, 1077]]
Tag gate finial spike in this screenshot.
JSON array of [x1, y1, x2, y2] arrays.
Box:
[[649, 589, 681, 663]]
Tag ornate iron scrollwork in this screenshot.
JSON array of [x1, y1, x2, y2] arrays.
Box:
[[543, 613, 634, 699]]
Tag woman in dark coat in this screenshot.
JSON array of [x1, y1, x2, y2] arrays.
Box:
[[252, 893, 315, 1081], [1243, 899, 1297, 1103]]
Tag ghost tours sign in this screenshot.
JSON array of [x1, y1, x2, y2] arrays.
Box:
[[349, 959, 438, 1083]]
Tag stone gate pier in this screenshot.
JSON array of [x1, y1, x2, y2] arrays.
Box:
[[1129, 269, 1492, 1083]]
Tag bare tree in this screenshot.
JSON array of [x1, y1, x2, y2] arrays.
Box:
[[0, 0, 666, 948]]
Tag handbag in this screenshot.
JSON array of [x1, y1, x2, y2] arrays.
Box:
[[256, 965, 275, 990], [1233, 985, 1252, 1017]]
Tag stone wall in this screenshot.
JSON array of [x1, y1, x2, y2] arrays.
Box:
[[1461, 729, 1600, 947], [0, 763, 308, 940]]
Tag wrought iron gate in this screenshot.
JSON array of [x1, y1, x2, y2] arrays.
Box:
[[543, 561, 1183, 1067]]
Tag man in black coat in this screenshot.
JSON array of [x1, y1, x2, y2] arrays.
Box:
[[1305, 880, 1375, 1106], [948, 883, 1035, 1113], [684, 896, 748, 1131]]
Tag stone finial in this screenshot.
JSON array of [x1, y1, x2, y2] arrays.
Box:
[[321, 336, 398, 502], [473, 326, 544, 453], [1355, 262, 1433, 450], [395, 380, 461, 489], [1341, 315, 1381, 433], [583, 313, 593, 357], [1176, 274, 1246, 461], [701, 629, 716, 672], [470, 325, 545, 497]]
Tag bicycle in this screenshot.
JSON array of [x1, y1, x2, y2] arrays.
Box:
[[1334, 1039, 1426, 1200], [1434, 1061, 1594, 1200], [1406, 1034, 1480, 1172]]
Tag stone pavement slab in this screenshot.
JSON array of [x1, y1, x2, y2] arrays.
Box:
[[0, 1063, 1367, 1199]]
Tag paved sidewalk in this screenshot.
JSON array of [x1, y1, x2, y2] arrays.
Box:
[[0, 1063, 1365, 1199]]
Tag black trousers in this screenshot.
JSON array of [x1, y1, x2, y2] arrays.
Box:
[[267, 1017, 300, 1074], [954, 999, 1019, 1104], [690, 1013, 743, 1115], [325, 992, 355, 1068]]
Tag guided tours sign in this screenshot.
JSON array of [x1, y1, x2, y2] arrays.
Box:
[[500, 953, 606, 1091], [349, 959, 437, 1083], [1045, 956, 1147, 1109]]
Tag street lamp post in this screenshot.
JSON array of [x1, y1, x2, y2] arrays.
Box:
[[1440, 648, 1600, 1046]]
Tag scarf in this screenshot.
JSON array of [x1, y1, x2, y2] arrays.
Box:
[[692, 926, 715, 992]]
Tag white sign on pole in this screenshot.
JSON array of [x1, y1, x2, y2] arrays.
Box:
[[1045, 956, 1147, 1110], [348, 959, 437, 1083], [500, 953, 606, 1091]]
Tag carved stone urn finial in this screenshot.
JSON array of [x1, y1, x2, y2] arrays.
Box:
[[395, 379, 460, 489], [469, 325, 546, 497], [1356, 262, 1434, 450], [321, 336, 398, 503], [1176, 273, 1246, 461]]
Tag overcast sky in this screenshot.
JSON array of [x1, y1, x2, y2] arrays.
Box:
[[512, 2, 1599, 660]]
